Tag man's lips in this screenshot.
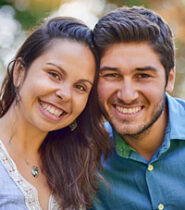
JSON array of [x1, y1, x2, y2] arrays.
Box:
[[115, 105, 143, 114]]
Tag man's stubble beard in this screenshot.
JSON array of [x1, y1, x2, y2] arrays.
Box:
[[100, 93, 166, 139]]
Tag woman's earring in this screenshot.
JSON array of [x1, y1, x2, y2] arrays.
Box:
[[15, 87, 20, 105], [69, 120, 77, 131]]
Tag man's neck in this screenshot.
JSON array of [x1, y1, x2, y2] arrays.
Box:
[[122, 108, 168, 162]]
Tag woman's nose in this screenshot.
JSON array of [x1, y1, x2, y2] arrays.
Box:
[[56, 83, 71, 102]]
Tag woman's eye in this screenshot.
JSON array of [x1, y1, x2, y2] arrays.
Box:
[[75, 84, 86, 92], [48, 71, 61, 80]]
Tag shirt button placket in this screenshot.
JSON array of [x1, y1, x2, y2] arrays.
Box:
[[147, 164, 164, 210]]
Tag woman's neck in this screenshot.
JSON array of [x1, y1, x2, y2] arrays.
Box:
[[0, 104, 47, 154]]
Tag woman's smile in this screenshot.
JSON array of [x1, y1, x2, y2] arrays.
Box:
[[39, 99, 66, 121]]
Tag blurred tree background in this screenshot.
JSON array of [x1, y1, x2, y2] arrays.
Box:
[[0, 0, 185, 98]]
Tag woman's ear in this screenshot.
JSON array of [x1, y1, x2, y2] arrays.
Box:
[[13, 58, 25, 88]]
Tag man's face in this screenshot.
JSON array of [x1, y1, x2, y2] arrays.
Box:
[[97, 42, 175, 136]]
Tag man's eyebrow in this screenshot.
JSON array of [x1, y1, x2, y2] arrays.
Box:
[[100, 66, 119, 72], [136, 66, 157, 72], [100, 66, 158, 73], [46, 62, 93, 85]]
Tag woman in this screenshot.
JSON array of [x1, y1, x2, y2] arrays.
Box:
[[0, 17, 109, 209]]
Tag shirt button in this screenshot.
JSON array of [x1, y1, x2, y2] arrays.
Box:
[[148, 164, 154, 171], [158, 204, 164, 210]]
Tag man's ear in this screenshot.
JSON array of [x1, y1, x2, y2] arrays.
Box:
[[13, 58, 25, 88], [166, 67, 175, 93]]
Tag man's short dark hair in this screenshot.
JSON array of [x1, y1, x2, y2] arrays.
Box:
[[93, 6, 175, 81]]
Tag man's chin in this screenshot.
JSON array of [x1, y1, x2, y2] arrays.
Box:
[[107, 119, 148, 136], [109, 120, 140, 135]]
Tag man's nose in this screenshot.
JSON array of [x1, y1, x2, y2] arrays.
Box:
[[117, 78, 139, 104]]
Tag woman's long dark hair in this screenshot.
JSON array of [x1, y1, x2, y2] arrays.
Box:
[[0, 17, 110, 209]]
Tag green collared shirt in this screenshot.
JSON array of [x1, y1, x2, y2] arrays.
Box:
[[115, 132, 135, 158]]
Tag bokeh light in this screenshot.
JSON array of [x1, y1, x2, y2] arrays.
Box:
[[50, 0, 106, 29]]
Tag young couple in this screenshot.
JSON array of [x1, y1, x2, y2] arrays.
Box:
[[0, 5, 185, 210]]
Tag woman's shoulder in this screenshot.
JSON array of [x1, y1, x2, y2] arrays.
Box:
[[0, 148, 26, 209]]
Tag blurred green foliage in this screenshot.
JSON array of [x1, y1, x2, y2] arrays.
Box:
[[0, 0, 61, 29], [107, 0, 149, 7], [0, 0, 185, 98]]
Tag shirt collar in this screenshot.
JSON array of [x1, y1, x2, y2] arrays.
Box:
[[114, 131, 134, 157]]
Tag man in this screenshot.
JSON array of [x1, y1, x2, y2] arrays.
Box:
[[91, 6, 185, 210]]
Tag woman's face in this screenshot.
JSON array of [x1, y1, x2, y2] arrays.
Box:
[[15, 39, 96, 133]]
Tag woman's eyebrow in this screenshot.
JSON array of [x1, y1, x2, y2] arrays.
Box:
[[46, 62, 66, 75], [79, 79, 93, 85], [47, 62, 93, 85]]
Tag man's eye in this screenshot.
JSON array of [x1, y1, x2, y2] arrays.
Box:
[[137, 74, 151, 79], [48, 71, 61, 80], [102, 73, 120, 78], [75, 84, 86, 91]]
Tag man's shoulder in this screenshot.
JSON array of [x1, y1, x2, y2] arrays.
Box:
[[104, 121, 112, 133], [167, 94, 185, 139], [167, 94, 185, 112]]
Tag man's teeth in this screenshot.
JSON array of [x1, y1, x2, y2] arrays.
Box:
[[41, 102, 63, 117], [116, 106, 141, 114]]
